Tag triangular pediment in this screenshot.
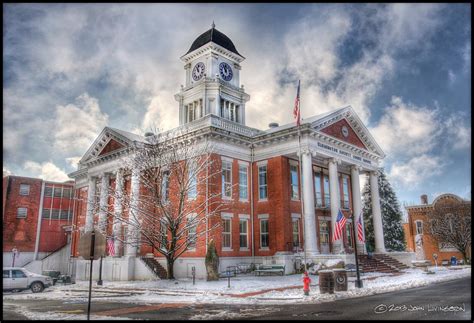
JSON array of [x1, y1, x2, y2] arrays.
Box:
[[310, 106, 385, 158], [79, 127, 145, 164], [98, 139, 125, 156]]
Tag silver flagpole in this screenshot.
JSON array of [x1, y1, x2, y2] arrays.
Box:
[[295, 80, 307, 272]]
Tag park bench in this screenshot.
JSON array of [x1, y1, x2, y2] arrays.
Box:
[[255, 264, 285, 276]]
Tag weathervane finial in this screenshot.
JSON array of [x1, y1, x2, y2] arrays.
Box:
[[212, 21, 215, 29]]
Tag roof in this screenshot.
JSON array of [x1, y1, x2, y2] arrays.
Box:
[[186, 25, 242, 57], [107, 127, 146, 143]]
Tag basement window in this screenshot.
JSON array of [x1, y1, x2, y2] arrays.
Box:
[[17, 207, 28, 218]]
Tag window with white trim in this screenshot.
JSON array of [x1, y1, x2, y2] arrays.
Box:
[[160, 220, 167, 250], [239, 219, 248, 248], [162, 171, 170, 203], [222, 160, 232, 199], [314, 172, 323, 207], [17, 207, 27, 218], [188, 163, 197, 200], [44, 186, 53, 197], [258, 165, 268, 199], [222, 218, 232, 248], [19, 184, 30, 196], [342, 175, 350, 209], [415, 220, 423, 235], [238, 165, 248, 200], [187, 215, 197, 250], [290, 164, 299, 200], [260, 219, 269, 248], [323, 175, 330, 207], [292, 218, 300, 247]]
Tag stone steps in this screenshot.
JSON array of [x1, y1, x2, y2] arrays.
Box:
[[141, 257, 168, 279]]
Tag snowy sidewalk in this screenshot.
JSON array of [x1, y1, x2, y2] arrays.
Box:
[[3, 266, 470, 305]]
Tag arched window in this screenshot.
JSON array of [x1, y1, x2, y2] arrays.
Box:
[[415, 220, 423, 235]]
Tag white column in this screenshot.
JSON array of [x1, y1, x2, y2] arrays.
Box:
[[370, 171, 386, 253], [98, 173, 109, 234], [351, 166, 366, 253], [126, 167, 140, 256], [301, 149, 319, 255], [328, 158, 342, 253], [85, 176, 96, 232], [113, 168, 124, 256]]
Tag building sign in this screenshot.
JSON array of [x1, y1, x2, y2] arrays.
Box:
[[317, 142, 372, 165]]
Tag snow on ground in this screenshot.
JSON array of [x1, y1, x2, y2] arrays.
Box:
[[3, 266, 470, 306]]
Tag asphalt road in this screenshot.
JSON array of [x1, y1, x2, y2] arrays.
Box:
[[2, 277, 471, 320]]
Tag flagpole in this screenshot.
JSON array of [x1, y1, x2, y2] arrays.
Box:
[[351, 209, 363, 288], [294, 80, 307, 272]]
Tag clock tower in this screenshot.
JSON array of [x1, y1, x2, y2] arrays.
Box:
[[175, 23, 250, 126]]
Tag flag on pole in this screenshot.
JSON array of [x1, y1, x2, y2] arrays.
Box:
[[332, 209, 347, 242], [293, 80, 301, 126], [357, 213, 365, 243], [107, 237, 115, 256]]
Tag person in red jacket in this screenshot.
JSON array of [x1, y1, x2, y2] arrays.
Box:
[[303, 271, 311, 295]]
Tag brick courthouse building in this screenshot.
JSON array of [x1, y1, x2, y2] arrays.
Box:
[[68, 25, 411, 280]]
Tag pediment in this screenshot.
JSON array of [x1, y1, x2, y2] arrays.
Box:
[[98, 139, 125, 156], [320, 118, 367, 150], [79, 127, 142, 164], [310, 106, 385, 158]]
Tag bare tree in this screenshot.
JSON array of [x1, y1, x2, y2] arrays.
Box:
[[427, 201, 471, 262], [97, 130, 224, 279]]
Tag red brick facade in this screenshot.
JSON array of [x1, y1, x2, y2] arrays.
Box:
[[3, 175, 75, 253], [71, 154, 358, 259]]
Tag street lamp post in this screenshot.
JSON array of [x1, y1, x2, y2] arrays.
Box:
[[350, 209, 363, 288]]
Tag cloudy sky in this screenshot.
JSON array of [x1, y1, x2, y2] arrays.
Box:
[[3, 3, 471, 206]]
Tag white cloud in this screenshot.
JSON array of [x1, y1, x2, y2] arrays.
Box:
[[444, 114, 471, 150], [3, 166, 12, 177], [24, 161, 70, 182], [54, 93, 109, 156], [65, 156, 82, 169], [371, 96, 441, 157], [388, 154, 445, 189], [448, 70, 456, 84]]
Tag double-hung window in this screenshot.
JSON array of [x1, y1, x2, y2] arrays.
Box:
[[238, 164, 248, 200], [222, 160, 232, 199], [314, 172, 322, 207], [222, 215, 232, 249], [415, 221, 423, 235], [17, 207, 27, 218], [162, 171, 170, 203], [19, 184, 30, 196], [258, 165, 268, 199], [290, 163, 299, 200], [260, 218, 269, 248], [323, 175, 330, 207], [187, 214, 197, 250], [342, 175, 350, 209], [292, 218, 300, 247], [239, 219, 248, 248], [188, 163, 197, 200]]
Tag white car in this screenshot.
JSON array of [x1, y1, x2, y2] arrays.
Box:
[[3, 267, 53, 293]]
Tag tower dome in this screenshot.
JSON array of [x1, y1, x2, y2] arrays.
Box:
[[185, 23, 242, 57]]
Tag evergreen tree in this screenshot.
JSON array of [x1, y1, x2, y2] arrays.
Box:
[[361, 169, 406, 252]]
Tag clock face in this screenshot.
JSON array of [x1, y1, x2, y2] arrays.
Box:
[[341, 126, 349, 138], [192, 62, 205, 81], [219, 62, 233, 81]]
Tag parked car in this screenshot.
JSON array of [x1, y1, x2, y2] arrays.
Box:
[[3, 267, 53, 293]]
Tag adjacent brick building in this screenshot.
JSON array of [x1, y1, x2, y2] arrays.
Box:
[[2, 175, 75, 267], [404, 193, 471, 265]]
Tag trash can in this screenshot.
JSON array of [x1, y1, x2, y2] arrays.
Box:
[[333, 269, 348, 291], [451, 256, 457, 266], [318, 270, 335, 294]]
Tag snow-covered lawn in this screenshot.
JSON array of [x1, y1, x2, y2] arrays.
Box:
[[3, 266, 470, 306]]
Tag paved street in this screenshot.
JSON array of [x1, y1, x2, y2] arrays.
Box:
[[2, 277, 471, 320]]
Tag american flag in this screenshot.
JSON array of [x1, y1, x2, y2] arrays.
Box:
[[107, 237, 115, 256], [357, 213, 365, 243], [293, 80, 301, 126], [332, 209, 347, 242]]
